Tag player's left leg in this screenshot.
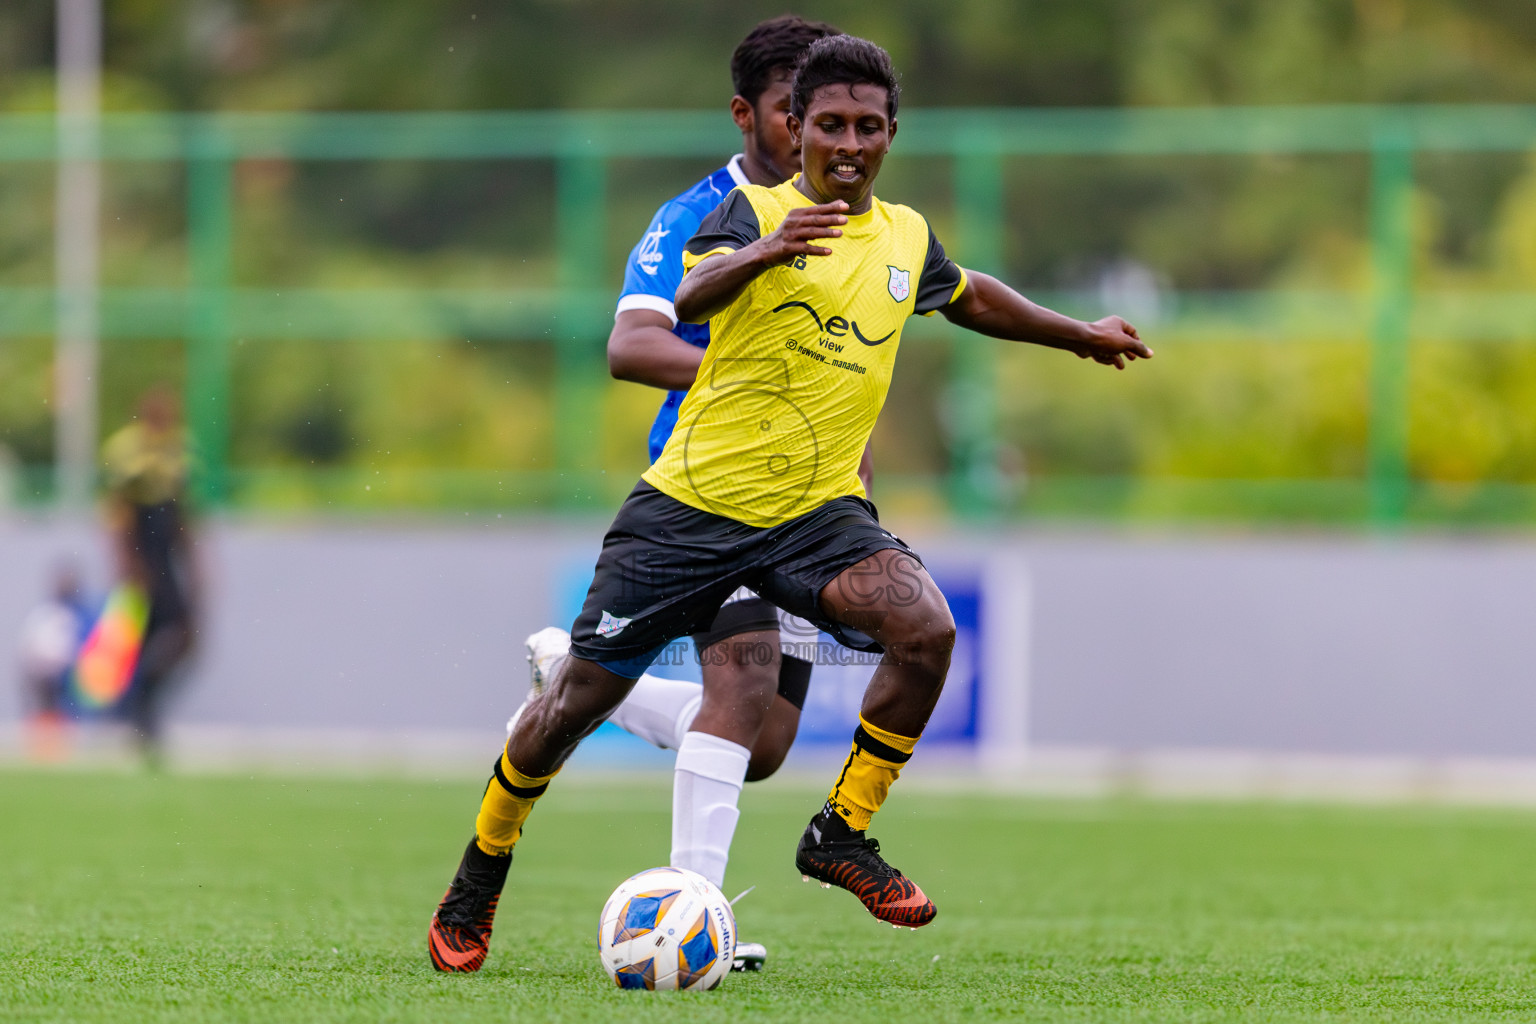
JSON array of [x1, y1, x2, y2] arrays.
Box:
[[794, 548, 953, 928], [754, 505, 953, 929]]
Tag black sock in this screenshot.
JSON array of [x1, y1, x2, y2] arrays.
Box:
[[460, 836, 513, 889], [814, 801, 860, 839]]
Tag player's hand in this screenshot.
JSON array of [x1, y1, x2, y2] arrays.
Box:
[[756, 201, 848, 265], [1073, 316, 1152, 369]]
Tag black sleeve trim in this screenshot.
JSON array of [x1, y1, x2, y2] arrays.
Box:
[[913, 225, 965, 314], [683, 189, 761, 259]]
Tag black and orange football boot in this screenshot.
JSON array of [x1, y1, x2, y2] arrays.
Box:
[[428, 838, 512, 972], [794, 805, 937, 928]]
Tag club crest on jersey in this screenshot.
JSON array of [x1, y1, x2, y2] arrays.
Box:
[[887, 266, 910, 302], [596, 611, 632, 637]]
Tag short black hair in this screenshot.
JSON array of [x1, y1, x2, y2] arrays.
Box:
[[731, 15, 842, 107], [790, 34, 900, 123]]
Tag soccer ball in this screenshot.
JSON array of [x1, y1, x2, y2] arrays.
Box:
[[597, 866, 736, 991]]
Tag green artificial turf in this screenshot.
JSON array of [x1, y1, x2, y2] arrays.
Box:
[[4, 769, 1536, 1022]]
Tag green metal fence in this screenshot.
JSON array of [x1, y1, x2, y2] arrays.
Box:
[[3, 105, 1536, 524]]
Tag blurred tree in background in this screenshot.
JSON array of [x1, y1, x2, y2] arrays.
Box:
[[1, 0, 1535, 521]]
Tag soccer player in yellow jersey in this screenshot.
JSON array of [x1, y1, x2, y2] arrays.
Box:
[[428, 34, 1150, 971], [101, 385, 200, 767]]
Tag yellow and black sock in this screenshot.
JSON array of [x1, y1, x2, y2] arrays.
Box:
[[473, 746, 559, 857], [825, 715, 918, 831]]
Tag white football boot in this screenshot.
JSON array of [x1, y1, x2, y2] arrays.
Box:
[[731, 941, 768, 972], [506, 626, 571, 737]]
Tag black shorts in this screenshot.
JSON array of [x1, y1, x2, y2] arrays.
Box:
[[569, 482, 919, 678]]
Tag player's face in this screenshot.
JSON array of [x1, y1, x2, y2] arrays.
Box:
[[789, 84, 895, 214], [752, 71, 800, 184]]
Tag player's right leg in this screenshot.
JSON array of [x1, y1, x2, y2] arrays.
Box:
[[428, 482, 751, 972], [586, 587, 785, 758], [671, 629, 775, 886], [744, 610, 817, 781], [509, 621, 809, 788], [556, 593, 812, 885], [668, 590, 780, 890], [430, 653, 634, 972], [672, 615, 779, 974]]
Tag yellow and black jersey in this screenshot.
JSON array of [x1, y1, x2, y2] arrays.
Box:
[[641, 176, 967, 527], [101, 423, 190, 507]]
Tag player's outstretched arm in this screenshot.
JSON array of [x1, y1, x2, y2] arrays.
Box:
[[675, 201, 850, 324], [941, 270, 1153, 369], [606, 310, 706, 392]]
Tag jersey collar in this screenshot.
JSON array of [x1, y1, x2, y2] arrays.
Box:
[[726, 154, 750, 188], [784, 173, 878, 219]]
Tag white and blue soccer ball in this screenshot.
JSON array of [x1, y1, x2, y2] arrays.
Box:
[[597, 866, 736, 991]]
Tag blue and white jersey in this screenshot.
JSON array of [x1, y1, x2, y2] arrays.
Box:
[[616, 154, 751, 462]]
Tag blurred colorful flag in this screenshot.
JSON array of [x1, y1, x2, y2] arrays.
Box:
[[69, 584, 149, 710]]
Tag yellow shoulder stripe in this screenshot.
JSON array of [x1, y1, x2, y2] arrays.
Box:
[[949, 266, 969, 305], [681, 245, 736, 274]]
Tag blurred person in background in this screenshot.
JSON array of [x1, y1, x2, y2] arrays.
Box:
[[101, 385, 202, 767], [17, 561, 93, 761]]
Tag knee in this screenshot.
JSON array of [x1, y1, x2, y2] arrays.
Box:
[[930, 616, 958, 655], [909, 595, 957, 656], [890, 605, 956, 678], [702, 635, 780, 708], [724, 636, 780, 679]]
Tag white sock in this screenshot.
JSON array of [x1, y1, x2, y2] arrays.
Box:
[[606, 672, 702, 750], [671, 731, 749, 890]]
